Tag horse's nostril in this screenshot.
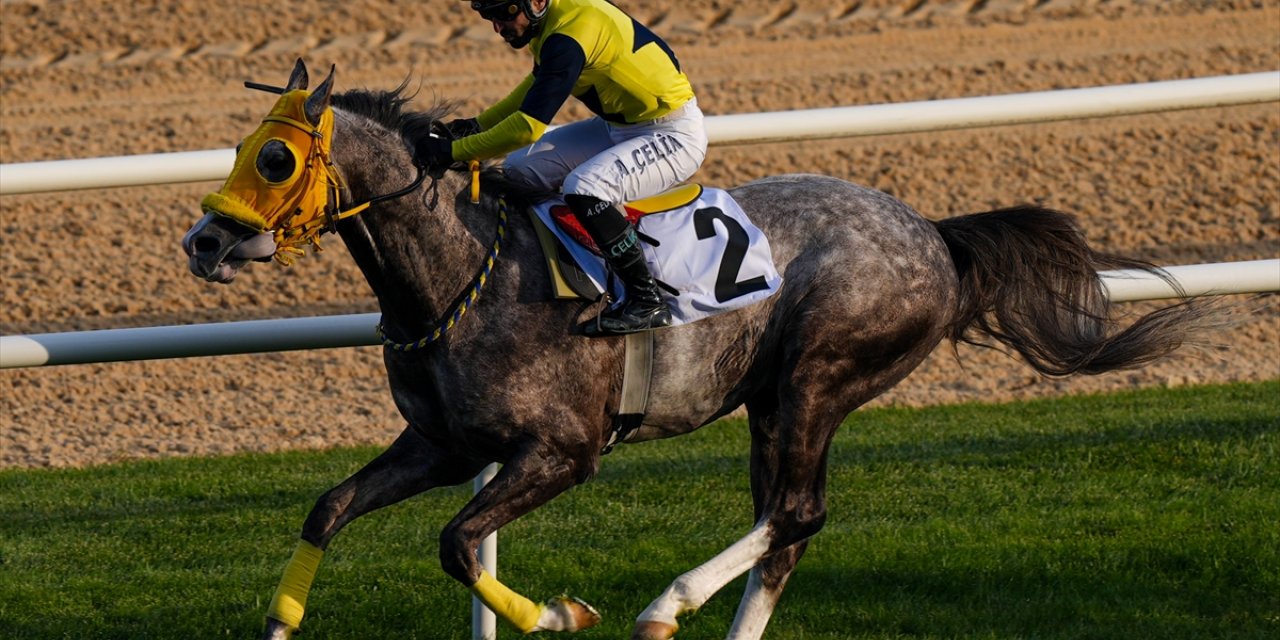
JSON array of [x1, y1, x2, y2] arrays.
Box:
[[193, 236, 222, 254]]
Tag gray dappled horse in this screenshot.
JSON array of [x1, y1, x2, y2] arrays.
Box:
[[184, 61, 1203, 639]]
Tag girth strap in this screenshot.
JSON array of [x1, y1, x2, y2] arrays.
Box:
[[603, 331, 654, 454]]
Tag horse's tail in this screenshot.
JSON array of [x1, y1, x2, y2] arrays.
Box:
[[934, 204, 1208, 376]]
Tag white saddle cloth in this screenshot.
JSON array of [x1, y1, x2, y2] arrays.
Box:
[[532, 187, 783, 326]]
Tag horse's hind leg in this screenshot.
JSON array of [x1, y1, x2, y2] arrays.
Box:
[[728, 541, 809, 638], [722, 401, 829, 639], [632, 393, 844, 640], [261, 426, 482, 640]]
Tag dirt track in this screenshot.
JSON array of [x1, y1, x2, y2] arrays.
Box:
[[2, 0, 1277, 469]]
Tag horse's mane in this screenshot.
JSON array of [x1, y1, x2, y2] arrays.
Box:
[[331, 83, 554, 206], [333, 82, 451, 153]]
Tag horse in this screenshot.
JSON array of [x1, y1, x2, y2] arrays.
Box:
[[183, 60, 1204, 640]]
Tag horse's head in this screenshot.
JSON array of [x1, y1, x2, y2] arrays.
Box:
[[184, 59, 338, 282]]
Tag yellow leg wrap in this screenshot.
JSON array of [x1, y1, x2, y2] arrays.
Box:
[[471, 570, 544, 633], [266, 540, 325, 630]]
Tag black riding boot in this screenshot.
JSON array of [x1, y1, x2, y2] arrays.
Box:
[[565, 194, 672, 336]]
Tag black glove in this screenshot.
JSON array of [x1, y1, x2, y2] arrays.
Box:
[[413, 135, 454, 172], [445, 117, 482, 138]]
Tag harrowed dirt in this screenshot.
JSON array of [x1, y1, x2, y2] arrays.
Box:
[[1, 1, 1277, 469]]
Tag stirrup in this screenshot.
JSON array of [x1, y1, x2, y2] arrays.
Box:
[[582, 301, 671, 337]]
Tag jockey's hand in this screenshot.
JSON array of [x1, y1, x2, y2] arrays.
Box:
[[445, 117, 482, 139], [413, 135, 454, 172]]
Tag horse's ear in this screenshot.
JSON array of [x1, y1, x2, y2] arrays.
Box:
[[285, 58, 309, 92], [304, 65, 336, 126]]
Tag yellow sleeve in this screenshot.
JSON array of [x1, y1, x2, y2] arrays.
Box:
[[477, 75, 535, 130], [452, 111, 548, 161]]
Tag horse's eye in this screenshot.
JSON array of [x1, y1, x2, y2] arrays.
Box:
[[256, 139, 296, 184]]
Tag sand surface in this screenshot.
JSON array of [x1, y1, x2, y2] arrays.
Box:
[[2, 0, 1277, 469]]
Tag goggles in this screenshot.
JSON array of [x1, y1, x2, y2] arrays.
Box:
[[471, 0, 523, 22]]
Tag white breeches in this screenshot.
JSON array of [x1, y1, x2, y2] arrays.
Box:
[[503, 98, 708, 204]]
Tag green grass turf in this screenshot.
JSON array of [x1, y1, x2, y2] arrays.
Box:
[[1, 381, 1276, 639]]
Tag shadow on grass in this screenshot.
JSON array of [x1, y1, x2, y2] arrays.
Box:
[[599, 411, 1277, 483], [0, 486, 317, 535], [825, 414, 1278, 470], [773, 561, 1278, 639], [0, 450, 473, 541]]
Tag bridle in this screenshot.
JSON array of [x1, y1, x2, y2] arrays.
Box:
[[200, 79, 507, 349], [201, 82, 428, 265]]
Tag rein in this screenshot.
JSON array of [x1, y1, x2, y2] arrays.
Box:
[[376, 198, 510, 351]]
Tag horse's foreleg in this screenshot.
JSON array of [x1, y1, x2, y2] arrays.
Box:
[[261, 427, 480, 640], [439, 446, 602, 634]]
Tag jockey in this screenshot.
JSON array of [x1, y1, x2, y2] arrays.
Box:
[[415, 0, 708, 336]]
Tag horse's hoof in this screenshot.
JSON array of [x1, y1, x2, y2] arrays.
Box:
[[631, 620, 678, 640], [541, 595, 602, 631], [260, 618, 294, 640]]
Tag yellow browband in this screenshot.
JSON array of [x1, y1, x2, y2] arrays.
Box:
[[200, 89, 370, 265]]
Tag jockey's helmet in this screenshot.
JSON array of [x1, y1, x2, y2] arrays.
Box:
[[466, 0, 549, 27]]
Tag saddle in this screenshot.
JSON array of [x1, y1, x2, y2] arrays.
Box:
[[530, 184, 703, 300]]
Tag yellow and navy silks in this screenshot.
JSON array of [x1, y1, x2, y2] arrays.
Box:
[[200, 88, 347, 263], [453, 0, 695, 162]]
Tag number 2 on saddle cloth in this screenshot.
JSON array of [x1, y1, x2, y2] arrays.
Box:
[[536, 184, 783, 326]]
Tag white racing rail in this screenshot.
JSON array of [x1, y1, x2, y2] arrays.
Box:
[[2, 72, 1277, 195], [2, 260, 1275, 369]]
